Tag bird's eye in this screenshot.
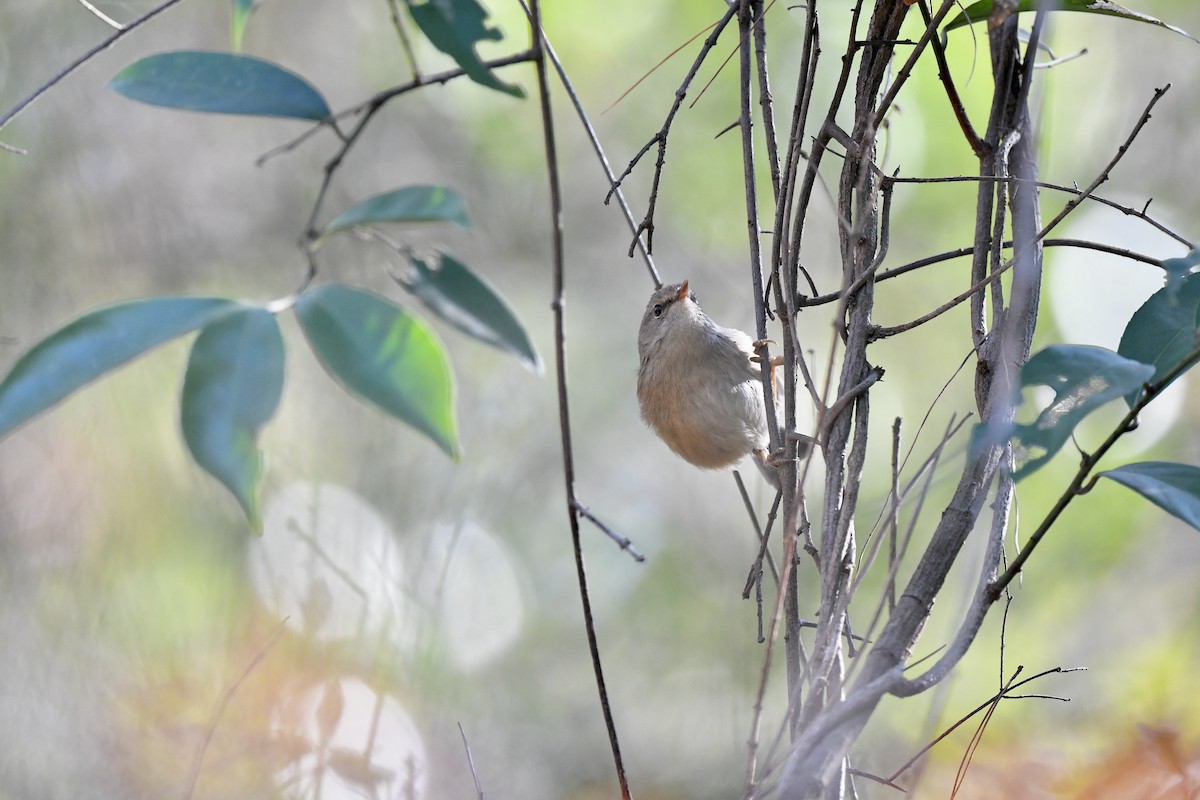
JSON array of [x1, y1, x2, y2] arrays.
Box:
[[652, 304, 664, 318], [690, 292, 700, 307]]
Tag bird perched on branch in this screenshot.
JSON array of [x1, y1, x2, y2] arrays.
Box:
[[637, 280, 788, 487]]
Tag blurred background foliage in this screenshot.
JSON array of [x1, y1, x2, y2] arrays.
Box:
[[2, 1, 1200, 798]]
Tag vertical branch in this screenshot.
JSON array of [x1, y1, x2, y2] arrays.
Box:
[[808, 0, 908, 733], [529, 3, 632, 798], [752, 0, 782, 202], [770, 0, 824, 711], [739, 0, 804, 709], [739, 0, 781, 456]]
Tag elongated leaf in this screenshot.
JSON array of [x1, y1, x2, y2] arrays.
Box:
[[401, 251, 541, 373], [232, 0, 255, 51], [1012, 345, 1153, 479], [110, 51, 331, 120], [1100, 462, 1200, 532], [404, 0, 524, 97], [1117, 272, 1200, 406], [295, 284, 458, 457], [322, 186, 469, 238], [0, 298, 236, 439], [181, 307, 284, 530], [945, 0, 1199, 43]]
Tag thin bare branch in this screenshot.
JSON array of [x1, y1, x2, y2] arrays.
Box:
[[917, 0, 984, 156], [573, 501, 646, 563], [184, 619, 288, 800], [458, 723, 485, 800], [887, 666, 1082, 784], [0, 0, 191, 142], [517, 0, 659, 285], [386, 0, 421, 80], [530, 2, 631, 797], [606, 4, 738, 255]]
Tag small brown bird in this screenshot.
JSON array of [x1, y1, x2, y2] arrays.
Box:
[[637, 280, 782, 485]]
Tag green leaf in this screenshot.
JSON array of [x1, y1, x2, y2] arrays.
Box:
[[295, 284, 458, 457], [322, 186, 470, 239], [1161, 247, 1200, 301], [109, 51, 331, 121], [1011, 345, 1153, 479], [232, 0, 255, 52], [404, 0, 525, 98], [1117, 272, 1200, 406], [401, 251, 542, 374], [0, 298, 236, 439], [1100, 462, 1200, 532], [945, 0, 1199, 44], [181, 307, 284, 531]]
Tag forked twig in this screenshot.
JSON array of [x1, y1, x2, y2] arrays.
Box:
[[606, 4, 738, 256], [517, 0, 660, 286], [886, 666, 1083, 786]]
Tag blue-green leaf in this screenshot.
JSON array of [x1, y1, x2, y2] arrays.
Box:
[[404, 0, 525, 98], [1117, 272, 1200, 407], [232, 0, 255, 52], [181, 307, 284, 531], [1161, 248, 1200, 302], [1100, 462, 1200, 532], [0, 298, 236, 439], [294, 284, 458, 457], [1011, 345, 1153, 479], [322, 186, 469, 239], [401, 251, 541, 374], [109, 51, 331, 121], [945, 1, 1199, 44]]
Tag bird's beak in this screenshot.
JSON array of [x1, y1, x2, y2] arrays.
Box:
[[676, 280, 690, 301]]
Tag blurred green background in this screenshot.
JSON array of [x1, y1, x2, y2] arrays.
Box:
[[2, 1, 1200, 798]]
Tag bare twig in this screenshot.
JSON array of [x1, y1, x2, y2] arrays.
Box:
[[386, 0, 421, 80], [887, 666, 1082, 785], [736, 471, 782, 602], [607, 4, 738, 255], [917, 0, 984, 156], [738, 0, 782, 459], [601, 17, 721, 115], [0, 0, 192, 144], [184, 619, 288, 799], [530, 2, 631, 797], [518, 0, 659, 286], [458, 723, 485, 800], [573, 501, 646, 562], [882, 173, 1193, 248], [258, 51, 536, 168], [752, 0, 783, 201]]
